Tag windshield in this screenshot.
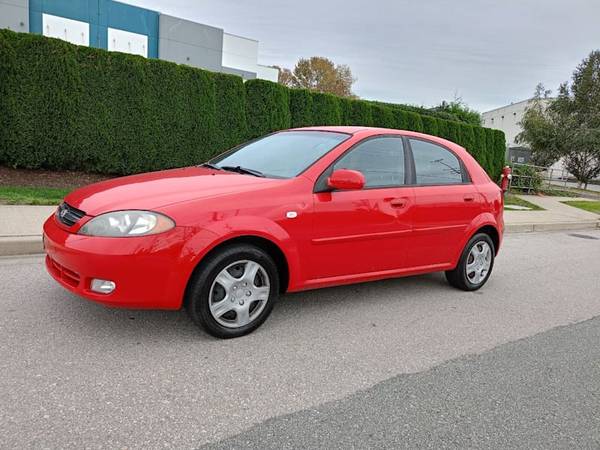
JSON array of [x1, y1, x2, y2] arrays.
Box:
[[209, 131, 350, 178]]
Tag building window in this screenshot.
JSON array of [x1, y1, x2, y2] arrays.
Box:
[[42, 14, 89, 46], [108, 28, 148, 57]]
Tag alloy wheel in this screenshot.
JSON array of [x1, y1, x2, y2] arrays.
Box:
[[208, 260, 270, 329], [465, 241, 492, 285]]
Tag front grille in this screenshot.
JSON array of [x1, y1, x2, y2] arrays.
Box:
[[47, 256, 81, 287], [56, 202, 86, 227]]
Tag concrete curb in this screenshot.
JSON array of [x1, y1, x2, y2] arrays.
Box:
[[505, 220, 600, 233], [0, 235, 43, 256], [1, 220, 599, 257]]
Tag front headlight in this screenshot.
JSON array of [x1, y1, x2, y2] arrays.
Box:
[[78, 211, 175, 237]]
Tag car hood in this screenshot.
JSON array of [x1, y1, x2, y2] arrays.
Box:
[[64, 167, 281, 216]]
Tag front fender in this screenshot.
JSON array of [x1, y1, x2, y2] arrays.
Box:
[[178, 216, 303, 296]]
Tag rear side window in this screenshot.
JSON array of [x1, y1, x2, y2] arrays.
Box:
[[410, 139, 464, 185], [333, 137, 405, 188]]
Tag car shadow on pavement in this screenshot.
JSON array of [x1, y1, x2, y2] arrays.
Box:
[[47, 271, 454, 341]]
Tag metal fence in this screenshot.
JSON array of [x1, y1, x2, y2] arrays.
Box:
[[508, 162, 600, 195]]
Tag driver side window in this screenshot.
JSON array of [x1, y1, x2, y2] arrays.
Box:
[[333, 137, 405, 188]]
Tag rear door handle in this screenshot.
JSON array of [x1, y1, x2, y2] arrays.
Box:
[[463, 195, 475, 202]]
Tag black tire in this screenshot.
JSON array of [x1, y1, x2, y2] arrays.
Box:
[[445, 232, 495, 291], [185, 244, 279, 338]]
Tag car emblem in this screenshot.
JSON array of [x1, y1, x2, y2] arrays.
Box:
[[60, 208, 68, 218], [286, 211, 298, 219]]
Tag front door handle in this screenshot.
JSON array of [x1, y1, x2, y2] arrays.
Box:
[[463, 195, 475, 202], [390, 198, 407, 208]]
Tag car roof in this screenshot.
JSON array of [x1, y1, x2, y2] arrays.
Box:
[[289, 126, 458, 147], [289, 126, 373, 134]]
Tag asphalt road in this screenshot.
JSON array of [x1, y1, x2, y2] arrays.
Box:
[[1, 230, 600, 448], [204, 316, 600, 450]]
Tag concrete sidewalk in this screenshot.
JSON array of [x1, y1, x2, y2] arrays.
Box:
[[505, 195, 600, 233], [0, 196, 599, 256], [0, 205, 55, 256]]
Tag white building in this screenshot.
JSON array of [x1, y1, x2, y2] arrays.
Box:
[[482, 98, 553, 164]]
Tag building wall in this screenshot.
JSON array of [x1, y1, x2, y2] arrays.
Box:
[[0, 0, 29, 32], [256, 64, 279, 82], [29, 0, 159, 57], [481, 99, 530, 147], [0, 0, 277, 80], [222, 33, 259, 75], [159, 14, 223, 72], [482, 98, 553, 147]]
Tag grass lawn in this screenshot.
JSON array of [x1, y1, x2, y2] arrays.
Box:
[[561, 200, 600, 214], [504, 194, 544, 211], [0, 186, 71, 205]]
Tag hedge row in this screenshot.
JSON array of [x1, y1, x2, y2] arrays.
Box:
[[0, 30, 506, 178]]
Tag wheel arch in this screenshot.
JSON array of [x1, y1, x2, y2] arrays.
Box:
[[183, 233, 291, 307], [473, 224, 500, 255]]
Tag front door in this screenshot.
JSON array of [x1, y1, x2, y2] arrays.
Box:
[[308, 136, 414, 281]]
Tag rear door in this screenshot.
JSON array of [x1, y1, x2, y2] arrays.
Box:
[[406, 138, 481, 268], [308, 136, 414, 281]]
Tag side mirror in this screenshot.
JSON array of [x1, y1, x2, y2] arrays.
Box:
[[327, 169, 365, 191], [500, 166, 512, 193]]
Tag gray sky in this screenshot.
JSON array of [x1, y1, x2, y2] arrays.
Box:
[[123, 0, 600, 112]]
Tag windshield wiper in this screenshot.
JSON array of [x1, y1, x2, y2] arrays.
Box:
[[200, 162, 222, 170], [220, 165, 265, 177]]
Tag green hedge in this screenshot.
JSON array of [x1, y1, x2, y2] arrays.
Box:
[[214, 73, 248, 153], [311, 92, 341, 125], [289, 89, 313, 128], [0, 29, 505, 178], [245, 79, 290, 139]]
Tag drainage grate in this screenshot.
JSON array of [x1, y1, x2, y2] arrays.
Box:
[[568, 233, 599, 240]]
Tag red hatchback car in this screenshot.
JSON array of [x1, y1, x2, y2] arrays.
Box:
[[44, 127, 504, 338]]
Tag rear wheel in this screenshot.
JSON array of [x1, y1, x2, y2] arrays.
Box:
[[445, 233, 495, 291], [185, 244, 279, 338]]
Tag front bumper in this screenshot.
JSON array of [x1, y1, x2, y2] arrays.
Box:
[[43, 215, 190, 309]]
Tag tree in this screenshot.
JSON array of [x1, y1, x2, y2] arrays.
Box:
[[517, 52, 600, 188], [432, 95, 482, 126], [277, 56, 356, 97]]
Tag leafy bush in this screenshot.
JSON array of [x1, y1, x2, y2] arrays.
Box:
[[492, 130, 507, 179], [421, 115, 439, 136], [392, 110, 409, 130], [289, 88, 313, 128], [485, 128, 497, 177], [405, 112, 424, 132], [245, 79, 290, 139], [0, 29, 505, 178], [214, 73, 248, 153], [371, 104, 396, 129], [458, 124, 476, 157], [510, 163, 543, 191], [338, 97, 354, 125], [445, 121, 461, 144], [473, 126, 487, 168], [311, 92, 341, 125], [349, 100, 373, 126]]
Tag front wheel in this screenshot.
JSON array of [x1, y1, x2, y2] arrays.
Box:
[[445, 233, 495, 291], [185, 244, 279, 338]]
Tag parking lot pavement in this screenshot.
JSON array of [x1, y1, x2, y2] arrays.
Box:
[[1, 230, 600, 448]]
